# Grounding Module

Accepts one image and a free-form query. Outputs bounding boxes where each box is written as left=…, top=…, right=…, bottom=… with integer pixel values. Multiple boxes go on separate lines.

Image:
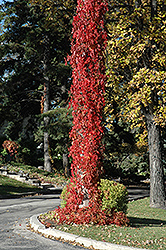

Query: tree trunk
left=63, top=153, right=70, bottom=177
left=43, top=35, right=52, bottom=172
left=148, top=0, right=165, bottom=207
left=146, top=114, right=165, bottom=208
left=44, top=130, right=51, bottom=172
left=43, top=82, right=51, bottom=172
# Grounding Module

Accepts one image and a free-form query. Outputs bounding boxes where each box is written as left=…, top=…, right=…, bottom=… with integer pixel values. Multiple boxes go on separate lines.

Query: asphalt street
left=0, top=187, right=150, bottom=250
left=0, top=194, right=85, bottom=250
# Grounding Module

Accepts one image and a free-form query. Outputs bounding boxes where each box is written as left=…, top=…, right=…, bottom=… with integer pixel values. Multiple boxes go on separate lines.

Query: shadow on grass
left=0, top=184, right=40, bottom=196
left=129, top=216, right=166, bottom=228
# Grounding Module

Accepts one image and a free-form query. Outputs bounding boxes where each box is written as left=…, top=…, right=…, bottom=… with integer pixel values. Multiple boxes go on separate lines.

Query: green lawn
left=6, top=163, right=67, bottom=186
left=40, top=198, right=166, bottom=249
left=0, top=162, right=67, bottom=197
left=1, top=164, right=166, bottom=249
left=0, top=175, right=41, bottom=196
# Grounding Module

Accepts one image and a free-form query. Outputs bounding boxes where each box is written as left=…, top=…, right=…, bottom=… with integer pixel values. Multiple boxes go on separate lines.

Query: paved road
left=0, top=194, right=85, bottom=250
left=0, top=187, right=150, bottom=250
left=127, top=186, right=150, bottom=201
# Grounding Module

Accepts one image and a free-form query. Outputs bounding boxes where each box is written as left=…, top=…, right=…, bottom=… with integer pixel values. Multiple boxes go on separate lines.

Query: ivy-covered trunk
left=146, top=114, right=165, bottom=208
left=67, top=0, right=107, bottom=208
left=54, top=0, right=114, bottom=225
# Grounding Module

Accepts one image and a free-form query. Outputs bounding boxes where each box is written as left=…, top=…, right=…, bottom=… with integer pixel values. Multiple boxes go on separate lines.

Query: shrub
left=2, top=140, right=19, bottom=162
left=61, top=179, right=128, bottom=214
left=60, top=182, right=70, bottom=208
left=99, top=179, right=128, bottom=214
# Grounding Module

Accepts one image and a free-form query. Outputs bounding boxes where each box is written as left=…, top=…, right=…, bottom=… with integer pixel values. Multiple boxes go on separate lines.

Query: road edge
left=30, top=215, right=148, bottom=250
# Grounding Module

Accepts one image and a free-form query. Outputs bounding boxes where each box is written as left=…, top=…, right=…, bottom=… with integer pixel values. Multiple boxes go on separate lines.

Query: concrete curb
left=30, top=215, right=148, bottom=250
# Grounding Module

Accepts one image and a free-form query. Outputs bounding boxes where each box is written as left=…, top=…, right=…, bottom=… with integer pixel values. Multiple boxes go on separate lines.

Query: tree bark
left=63, top=153, right=70, bottom=177
left=146, top=114, right=166, bottom=208
left=147, top=0, right=165, bottom=208
left=43, top=35, right=52, bottom=172
left=137, top=0, right=165, bottom=208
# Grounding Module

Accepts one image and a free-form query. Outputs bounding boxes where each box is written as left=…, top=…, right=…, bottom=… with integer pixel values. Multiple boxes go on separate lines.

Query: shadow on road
left=129, top=216, right=166, bottom=228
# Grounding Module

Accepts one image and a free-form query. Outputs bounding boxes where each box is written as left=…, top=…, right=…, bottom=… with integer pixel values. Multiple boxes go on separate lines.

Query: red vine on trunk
left=68, top=0, right=107, bottom=208
left=54, top=0, right=128, bottom=226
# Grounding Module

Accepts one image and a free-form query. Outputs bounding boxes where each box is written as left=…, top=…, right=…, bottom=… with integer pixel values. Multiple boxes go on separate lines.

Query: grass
left=0, top=175, right=41, bottom=196
left=3, top=162, right=67, bottom=186
left=1, top=162, right=166, bottom=249
left=0, top=162, right=68, bottom=197
left=39, top=198, right=166, bottom=250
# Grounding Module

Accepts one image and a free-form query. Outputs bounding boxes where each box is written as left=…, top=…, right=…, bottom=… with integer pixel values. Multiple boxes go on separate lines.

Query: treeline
left=0, top=0, right=165, bottom=188
left=0, top=0, right=75, bottom=172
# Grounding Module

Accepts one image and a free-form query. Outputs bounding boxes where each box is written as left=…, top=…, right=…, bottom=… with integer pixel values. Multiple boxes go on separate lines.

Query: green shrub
left=99, top=179, right=128, bottom=214
left=60, top=184, right=68, bottom=208
left=60, top=179, right=128, bottom=213
left=60, top=181, right=76, bottom=208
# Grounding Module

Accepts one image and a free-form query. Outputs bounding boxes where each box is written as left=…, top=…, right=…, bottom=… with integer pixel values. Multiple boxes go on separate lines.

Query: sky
left=0, top=0, right=13, bottom=4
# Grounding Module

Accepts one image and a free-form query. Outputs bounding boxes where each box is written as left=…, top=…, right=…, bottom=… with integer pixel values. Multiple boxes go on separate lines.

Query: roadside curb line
left=30, top=215, right=147, bottom=250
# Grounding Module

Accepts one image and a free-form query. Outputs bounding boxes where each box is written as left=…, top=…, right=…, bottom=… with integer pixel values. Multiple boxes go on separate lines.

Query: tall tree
left=0, top=0, right=42, bottom=139
left=54, top=0, right=113, bottom=225
left=43, top=35, right=51, bottom=172
left=0, top=0, right=75, bottom=168
left=106, top=0, right=166, bottom=208
left=33, top=0, right=77, bottom=172
left=29, top=0, right=77, bottom=170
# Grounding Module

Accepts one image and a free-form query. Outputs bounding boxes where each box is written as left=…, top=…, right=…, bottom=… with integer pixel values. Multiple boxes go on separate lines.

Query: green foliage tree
left=0, top=0, right=75, bottom=169
left=29, top=0, right=77, bottom=171
left=103, top=123, right=149, bottom=181
left=35, top=104, right=73, bottom=175
left=106, top=0, right=166, bottom=208
left=0, top=0, right=42, bottom=140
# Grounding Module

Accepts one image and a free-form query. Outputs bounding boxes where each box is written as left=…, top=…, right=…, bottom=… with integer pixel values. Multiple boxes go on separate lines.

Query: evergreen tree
left=0, top=0, right=75, bottom=169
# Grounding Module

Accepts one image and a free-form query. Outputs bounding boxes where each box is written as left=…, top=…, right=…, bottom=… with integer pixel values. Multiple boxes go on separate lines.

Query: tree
left=106, top=0, right=166, bottom=208
left=35, top=104, right=73, bottom=175
left=103, top=119, right=149, bottom=181
left=0, top=0, right=74, bottom=169
left=53, top=0, right=118, bottom=225
left=0, top=0, right=42, bottom=140
left=29, top=0, right=77, bottom=171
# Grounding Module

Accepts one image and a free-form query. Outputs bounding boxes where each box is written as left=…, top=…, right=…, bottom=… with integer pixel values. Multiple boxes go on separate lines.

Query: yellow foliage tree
left=106, top=0, right=166, bottom=208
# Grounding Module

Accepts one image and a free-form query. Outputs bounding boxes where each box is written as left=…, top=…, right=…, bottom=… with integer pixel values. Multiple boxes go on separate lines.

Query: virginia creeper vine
left=54, top=0, right=128, bottom=225
left=68, top=0, right=108, bottom=208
